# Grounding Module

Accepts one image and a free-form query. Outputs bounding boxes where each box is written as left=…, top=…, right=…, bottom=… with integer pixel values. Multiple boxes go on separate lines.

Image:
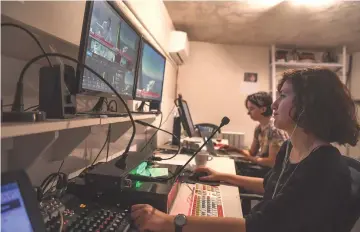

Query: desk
left=156, top=154, right=243, bottom=218
left=159, top=138, right=229, bottom=152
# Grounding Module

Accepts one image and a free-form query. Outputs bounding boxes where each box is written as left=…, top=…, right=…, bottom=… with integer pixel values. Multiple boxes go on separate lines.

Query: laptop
left=200, top=131, right=246, bottom=159
left=1, top=170, right=46, bottom=232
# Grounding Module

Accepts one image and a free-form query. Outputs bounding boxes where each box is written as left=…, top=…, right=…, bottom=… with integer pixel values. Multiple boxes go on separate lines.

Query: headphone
left=272, top=108, right=305, bottom=199
left=37, top=172, right=68, bottom=201
left=296, top=109, right=305, bottom=122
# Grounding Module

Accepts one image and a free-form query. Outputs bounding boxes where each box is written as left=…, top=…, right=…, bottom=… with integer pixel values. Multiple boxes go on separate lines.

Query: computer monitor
left=134, top=40, right=166, bottom=102
left=77, top=1, right=141, bottom=98
left=177, top=97, right=197, bottom=137
left=2, top=170, right=46, bottom=232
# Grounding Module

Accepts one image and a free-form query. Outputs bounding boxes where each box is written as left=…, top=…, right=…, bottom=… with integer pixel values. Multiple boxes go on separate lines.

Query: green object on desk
left=129, top=162, right=151, bottom=176
left=129, top=162, right=168, bottom=177
left=148, top=168, right=168, bottom=177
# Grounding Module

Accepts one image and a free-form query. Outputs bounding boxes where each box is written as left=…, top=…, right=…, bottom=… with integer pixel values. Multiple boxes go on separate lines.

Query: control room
left=1, top=1, right=360, bottom=232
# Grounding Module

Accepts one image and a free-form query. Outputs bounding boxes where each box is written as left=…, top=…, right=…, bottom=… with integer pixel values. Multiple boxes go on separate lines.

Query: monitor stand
left=92, top=97, right=106, bottom=112
left=131, top=101, right=160, bottom=115
left=136, top=101, right=146, bottom=112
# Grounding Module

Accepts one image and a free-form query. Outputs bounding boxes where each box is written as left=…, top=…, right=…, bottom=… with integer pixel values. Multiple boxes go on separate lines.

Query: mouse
left=188, top=171, right=220, bottom=185
left=217, top=148, right=228, bottom=154
left=188, top=171, right=208, bottom=181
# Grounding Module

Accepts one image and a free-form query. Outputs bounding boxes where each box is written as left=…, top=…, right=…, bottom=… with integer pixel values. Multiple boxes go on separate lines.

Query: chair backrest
left=195, top=123, right=221, bottom=134
left=342, top=156, right=360, bottom=231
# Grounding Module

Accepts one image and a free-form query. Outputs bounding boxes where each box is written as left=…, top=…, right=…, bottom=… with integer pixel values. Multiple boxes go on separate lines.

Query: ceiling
left=164, top=1, right=360, bottom=52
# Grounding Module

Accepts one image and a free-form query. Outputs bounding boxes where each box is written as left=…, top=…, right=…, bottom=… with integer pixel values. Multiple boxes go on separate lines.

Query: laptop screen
left=1, top=182, right=34, bottom=232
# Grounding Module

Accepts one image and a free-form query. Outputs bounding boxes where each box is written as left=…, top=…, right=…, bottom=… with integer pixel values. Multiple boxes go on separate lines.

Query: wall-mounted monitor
left=134, top=40, right=166, bottom=102
left=77, top=1, right=141, bottom=98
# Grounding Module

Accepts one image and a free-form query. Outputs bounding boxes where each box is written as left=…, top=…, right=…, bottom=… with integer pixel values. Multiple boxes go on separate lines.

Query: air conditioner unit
left=169, top=31, right=189, bottom=65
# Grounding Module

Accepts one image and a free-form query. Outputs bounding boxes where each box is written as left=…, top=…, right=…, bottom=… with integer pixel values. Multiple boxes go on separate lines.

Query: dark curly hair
left=245, top=92, right=273, bottom=117
left=277, top=68, right=360, bottom=146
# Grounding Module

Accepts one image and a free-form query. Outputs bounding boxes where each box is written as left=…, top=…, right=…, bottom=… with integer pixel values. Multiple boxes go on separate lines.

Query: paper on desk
left=157, top=159, right=196, bottom=171
left=157, top=159, right=186, bottom=166
left=148, top=168, right=169, bottom=177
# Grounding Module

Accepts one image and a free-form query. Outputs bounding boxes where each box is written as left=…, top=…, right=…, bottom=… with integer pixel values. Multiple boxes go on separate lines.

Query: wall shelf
left=1, top=114, right=157, bottom=169
left=100, top=114, right=157, bottom=125
left=1, top=114, right=156, bottom=139
left=272, top=61, right=343, bottom=70
left=269, top=45, right=347, bottom=101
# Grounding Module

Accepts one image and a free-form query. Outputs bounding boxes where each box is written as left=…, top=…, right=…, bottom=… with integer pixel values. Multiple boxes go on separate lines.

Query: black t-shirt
left=245, top=140, right=352, bottom=232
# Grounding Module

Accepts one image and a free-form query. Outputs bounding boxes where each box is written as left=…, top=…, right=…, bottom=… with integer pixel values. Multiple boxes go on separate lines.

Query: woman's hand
left=131, top=204, right=174, bottom=232
left=218, top=145, right=240, bottom=153
left=194, top=166, right=225, bottom=181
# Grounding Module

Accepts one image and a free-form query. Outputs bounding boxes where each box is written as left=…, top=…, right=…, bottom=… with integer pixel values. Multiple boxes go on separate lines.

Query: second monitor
left=177, top=96, right=197, bottom=137
left=134, top=40, right=166, bottom=104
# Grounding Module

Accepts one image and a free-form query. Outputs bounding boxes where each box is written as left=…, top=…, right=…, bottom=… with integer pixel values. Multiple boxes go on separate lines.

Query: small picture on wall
left=244, top=72, right=258, bottom=83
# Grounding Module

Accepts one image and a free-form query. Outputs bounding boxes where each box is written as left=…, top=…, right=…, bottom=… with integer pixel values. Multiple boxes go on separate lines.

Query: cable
left=91, top=124, right=111, bottom=166
left=139, top=104, right=176, bottom=152
left=15, top=52, right=136, bottom=167
left=136, top=118, right=181, bottom=161
left=105, top=125, right=112, bottom=162
left=40, top=159, right=66, bottom=198
left=162, top=104, right=176, bottom=126
left=57, top=160, right=65, bottom=173
left=78, top=127, right=110, bottom=177
left=1, top=23, right=52, bottom=67
left=140, top=111, right=163, bottom=153
left=107, top=100, right=118, bottom=112
left=24, top=105, right=39, bottom=111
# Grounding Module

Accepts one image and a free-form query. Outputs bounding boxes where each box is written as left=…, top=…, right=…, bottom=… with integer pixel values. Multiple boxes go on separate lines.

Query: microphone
left=220, top=116, right=230, bottom=127
left=135, top=120, right=181, bottom=161
left=127, top=116, right=230, bottom=182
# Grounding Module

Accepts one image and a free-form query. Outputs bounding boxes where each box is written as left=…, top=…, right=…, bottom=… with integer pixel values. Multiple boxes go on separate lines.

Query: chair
left=195, top=123, right=221, bottom=134
left=239, top=155, right=360, bottom=230
left=342, top=156, right=360, bottom=232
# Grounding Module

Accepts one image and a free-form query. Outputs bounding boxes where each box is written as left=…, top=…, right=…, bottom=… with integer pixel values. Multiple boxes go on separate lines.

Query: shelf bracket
left=1, top=138, right=14, bottom=171
left=8, top=131, right=59, bottom=171
left=109, top=116, right=156, bottom=142
left=49, top=127, right=92, bottom=161
left=110, top=122, right=133, bottom=142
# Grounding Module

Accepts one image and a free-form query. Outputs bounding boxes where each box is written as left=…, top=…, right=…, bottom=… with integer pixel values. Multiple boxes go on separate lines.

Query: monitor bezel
left=1, top=170, right=47, bottom=232
left=133, top=37, right=166, bottom=103
left=76, top=0, right=141, bottom=99
left=177, top=97, right=197, bottom=137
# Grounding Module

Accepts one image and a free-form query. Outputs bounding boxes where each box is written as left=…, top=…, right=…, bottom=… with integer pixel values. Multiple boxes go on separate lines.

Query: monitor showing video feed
left=135, top=40, right=166, bottom=102
left=78, top=1, right=141, bottom=98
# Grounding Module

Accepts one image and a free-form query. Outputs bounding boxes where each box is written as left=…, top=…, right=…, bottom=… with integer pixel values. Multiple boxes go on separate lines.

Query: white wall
left=177, top=42, right=270, bottom=146
left=1, top=0, right=178, bottom=183
left=350, top=52, right=360, bottom=100
left=348, top=52, right=360, bottom=159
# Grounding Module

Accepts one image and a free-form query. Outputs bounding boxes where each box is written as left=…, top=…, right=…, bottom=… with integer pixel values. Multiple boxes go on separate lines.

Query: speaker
left=39, top=65, right=76, bottom=119
left=172, top=116, right=181, bottom=145
left=149, top=101, right=161, bottom=111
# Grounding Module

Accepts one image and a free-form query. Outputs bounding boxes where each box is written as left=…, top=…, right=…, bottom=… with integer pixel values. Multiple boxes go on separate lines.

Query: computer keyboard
left=189, top=184, right=224, bottom=217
